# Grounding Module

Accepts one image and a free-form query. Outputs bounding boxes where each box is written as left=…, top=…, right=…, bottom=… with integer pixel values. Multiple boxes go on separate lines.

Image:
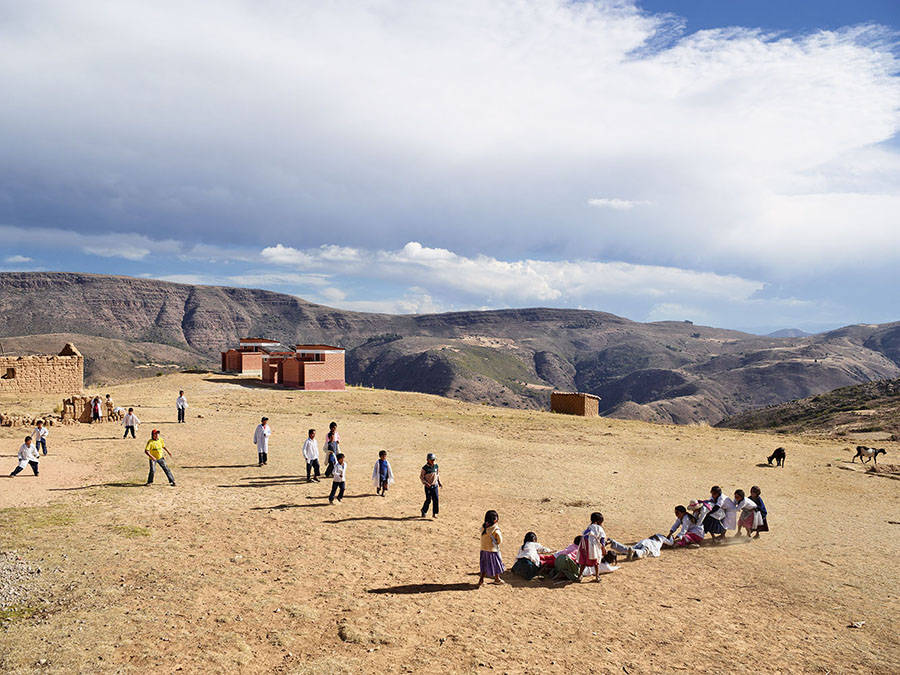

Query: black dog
left=767, top=447, right=786, bottom=467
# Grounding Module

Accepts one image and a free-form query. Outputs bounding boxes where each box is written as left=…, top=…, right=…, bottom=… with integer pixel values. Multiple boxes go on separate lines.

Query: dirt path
left=1, top=373, right=898, bottom=673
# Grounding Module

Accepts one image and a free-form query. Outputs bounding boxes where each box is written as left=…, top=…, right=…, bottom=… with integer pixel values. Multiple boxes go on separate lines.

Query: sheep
left=767, top=447, right=786, bottom=467
left=852, top=446, right=887, bottom=465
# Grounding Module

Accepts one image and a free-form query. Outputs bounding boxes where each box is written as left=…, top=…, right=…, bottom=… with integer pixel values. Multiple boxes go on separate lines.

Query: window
left=2, top=367, right=15, bottom=379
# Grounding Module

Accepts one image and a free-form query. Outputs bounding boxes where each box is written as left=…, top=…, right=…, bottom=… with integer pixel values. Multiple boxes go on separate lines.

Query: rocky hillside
left=1, top=272, right=899, bottom=423
left=716, top=378, right=900, bottom=439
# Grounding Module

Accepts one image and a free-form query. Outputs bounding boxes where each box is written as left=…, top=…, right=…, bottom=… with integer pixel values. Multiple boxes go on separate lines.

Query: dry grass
left=0, top=373, right=898, bottom=673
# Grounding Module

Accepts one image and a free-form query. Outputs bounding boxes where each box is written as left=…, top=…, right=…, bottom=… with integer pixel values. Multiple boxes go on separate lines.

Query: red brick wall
left=302, top=353, right=345, bottom=389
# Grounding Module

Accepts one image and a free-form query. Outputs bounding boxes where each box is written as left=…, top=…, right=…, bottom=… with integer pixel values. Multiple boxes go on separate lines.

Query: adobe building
left=550, top=391, right=601, bottom=417
left=278, top=345, right=346, bottom=390
left=0, top=343, right=84, bottom=394
left=221, top=338, right=289, bottom=375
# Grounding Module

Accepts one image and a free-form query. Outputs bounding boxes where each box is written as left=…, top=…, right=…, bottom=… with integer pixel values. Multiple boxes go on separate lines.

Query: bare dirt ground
left=1, top=373, right=898, bottom=674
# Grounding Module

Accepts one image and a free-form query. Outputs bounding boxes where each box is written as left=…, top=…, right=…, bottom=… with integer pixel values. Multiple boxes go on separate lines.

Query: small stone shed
left=550, top=391, right=601, bottom=417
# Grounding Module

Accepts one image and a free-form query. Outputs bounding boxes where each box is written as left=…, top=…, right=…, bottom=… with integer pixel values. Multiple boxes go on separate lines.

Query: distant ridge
left=767, top=328, right=812, bottom=338
left=1, top=272, right=898, bottom=424
left=717, top=378, right=900, bottom=439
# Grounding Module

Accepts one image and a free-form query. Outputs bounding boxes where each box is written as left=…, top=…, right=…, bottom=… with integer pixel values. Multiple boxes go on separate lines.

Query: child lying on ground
left=607, top=534, right=674, bottom=560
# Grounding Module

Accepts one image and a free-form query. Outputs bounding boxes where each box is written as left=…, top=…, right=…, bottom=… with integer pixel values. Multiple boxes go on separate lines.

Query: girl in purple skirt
left=478, top=510, right=505, bottom=586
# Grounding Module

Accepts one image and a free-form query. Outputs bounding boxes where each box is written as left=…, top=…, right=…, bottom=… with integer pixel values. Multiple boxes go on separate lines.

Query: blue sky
left=1, top=1, right=898, bottom=334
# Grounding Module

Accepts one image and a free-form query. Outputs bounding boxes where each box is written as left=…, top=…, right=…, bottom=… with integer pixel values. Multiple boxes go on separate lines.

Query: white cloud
left=4, top=255, right=32, bottom=263
left=0, top=1, right=896, bottom=281
left=588, top=198, right=649, bottom=210
left=227, top=272, right=331, bottom=288
left=82, top=244, right=150, bottom=261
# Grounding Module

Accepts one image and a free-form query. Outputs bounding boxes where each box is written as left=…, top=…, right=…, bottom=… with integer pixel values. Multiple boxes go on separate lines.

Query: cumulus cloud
left=0, top=2, right=897, bottom=330
left=4, top=255, right=32, bottom=263
left=588, top=198, right=649, bottom=210
left=0, top=1, right=896, bottom=278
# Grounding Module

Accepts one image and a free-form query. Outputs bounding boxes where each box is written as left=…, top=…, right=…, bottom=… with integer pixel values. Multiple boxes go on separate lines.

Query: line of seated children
left=503, top=487, right=770, bottom=583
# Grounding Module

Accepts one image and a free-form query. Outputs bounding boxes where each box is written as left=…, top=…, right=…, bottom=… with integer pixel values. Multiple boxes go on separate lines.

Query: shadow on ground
left=367, top=582, right=477, bottom=595
left=49, top=482, right=145, bottom=491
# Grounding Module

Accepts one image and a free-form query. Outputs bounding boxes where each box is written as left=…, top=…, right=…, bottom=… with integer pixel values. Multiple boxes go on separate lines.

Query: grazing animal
left=767, top=447, right=786, bottom=467
left=853, top=446, right=886, bottom=465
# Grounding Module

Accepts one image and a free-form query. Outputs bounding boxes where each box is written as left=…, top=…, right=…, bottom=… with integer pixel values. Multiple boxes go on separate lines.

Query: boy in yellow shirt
left=144, top=429, right=176, bottom=486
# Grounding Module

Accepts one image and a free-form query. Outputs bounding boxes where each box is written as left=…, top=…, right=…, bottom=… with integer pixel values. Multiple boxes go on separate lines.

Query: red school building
left=223, top=338, right=346, bottom=390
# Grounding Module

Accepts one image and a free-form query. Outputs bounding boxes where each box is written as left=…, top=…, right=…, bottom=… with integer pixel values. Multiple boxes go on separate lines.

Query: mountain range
left=1, top=272, right=898, bottom=424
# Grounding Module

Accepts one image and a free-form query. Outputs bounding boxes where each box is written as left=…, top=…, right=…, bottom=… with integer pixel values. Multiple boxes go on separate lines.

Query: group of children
left=251, top=417, right=441, bottom=512
left=479, top=484, right=769, bottom=586
left=8, top=419, right=49, bottom=477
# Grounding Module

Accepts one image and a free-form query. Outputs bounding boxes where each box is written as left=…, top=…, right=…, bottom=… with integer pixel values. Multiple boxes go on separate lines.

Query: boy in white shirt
left=329, top=453, right=346, bottom=504
left=122, top=408, right=140, bottom=438
left=302, top=429, right=320, bottom=482
left=10, top=436, right=40, bottom=476
left=32, top=420, right=49, bottom=456
left=253, top=417, right=271, bottom=466
left=176, top=391, right=188, bottom=423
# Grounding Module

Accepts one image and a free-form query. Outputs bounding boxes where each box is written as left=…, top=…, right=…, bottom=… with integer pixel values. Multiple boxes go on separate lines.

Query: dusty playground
left=1, top=373, right=898, bottom=673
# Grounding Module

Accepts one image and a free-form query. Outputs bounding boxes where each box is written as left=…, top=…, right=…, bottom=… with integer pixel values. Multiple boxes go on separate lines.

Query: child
left=512, top=532, right=553, bottom=580
left=144, top=429, right=176, bottom=486
left=176, top=390, right=188, bottom=423
left=32, top=420, right=49, bottom=456
left=420, top=453, right=441, bottom=518
left=553, top=536, right=582, bottom=582
left=253, top=417, right=271, bottom=466
left=700, top=485, right=727, bottom=544
left=9, top=436, right=39, bottom=477
left=668, top=505, right=704, bottom=547
left=749, top=485, right=768, bottom=538
left=324, top=422, right=340, bottom=477
left=733, top=489, right=760, bottom=538
left=595, top=551, right=620, bottom=575
left=626, top=534, right=673, bottom=560
left=325, top=446, right=337, bottom=478
left=578, top=512, right=607, bottom=583
left=302, top=429, right=320, bottom=482
left=371, top=450, right=394, bottom=496
left=478, top=510, right=504, bottom=586
left=328, top=453, right=346, bottom=504
left=122, top=408, right=140, bottom=439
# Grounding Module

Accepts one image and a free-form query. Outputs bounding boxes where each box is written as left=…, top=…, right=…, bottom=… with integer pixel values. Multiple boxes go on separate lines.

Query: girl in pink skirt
left=478, top=510, right=505, bottom=586
left=668, top=505, right=704, bottom=547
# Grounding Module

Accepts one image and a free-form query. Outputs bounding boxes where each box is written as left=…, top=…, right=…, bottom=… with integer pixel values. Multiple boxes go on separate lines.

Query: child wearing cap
left=144, top=429, right=176, bottom=486
left=419, top=453, right=442, bottom=518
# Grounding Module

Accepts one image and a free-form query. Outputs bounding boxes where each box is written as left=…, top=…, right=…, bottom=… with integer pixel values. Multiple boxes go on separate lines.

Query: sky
left=0, top=0, right=898, bottom=334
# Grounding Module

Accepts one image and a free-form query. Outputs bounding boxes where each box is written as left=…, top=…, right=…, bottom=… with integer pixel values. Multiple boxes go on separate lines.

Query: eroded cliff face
left=2, top=272, right=898, bottom=423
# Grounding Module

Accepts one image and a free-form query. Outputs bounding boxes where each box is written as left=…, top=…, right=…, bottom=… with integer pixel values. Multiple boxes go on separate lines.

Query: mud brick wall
left=0, top=354, right=84, bottom=394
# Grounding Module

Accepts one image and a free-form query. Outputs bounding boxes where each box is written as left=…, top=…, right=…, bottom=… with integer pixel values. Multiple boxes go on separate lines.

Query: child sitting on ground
left=512, top=532, right=553, bottom=580
left=552, top=536, right=582, bottom=583
left=371, top=450, right=394, bottom=496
